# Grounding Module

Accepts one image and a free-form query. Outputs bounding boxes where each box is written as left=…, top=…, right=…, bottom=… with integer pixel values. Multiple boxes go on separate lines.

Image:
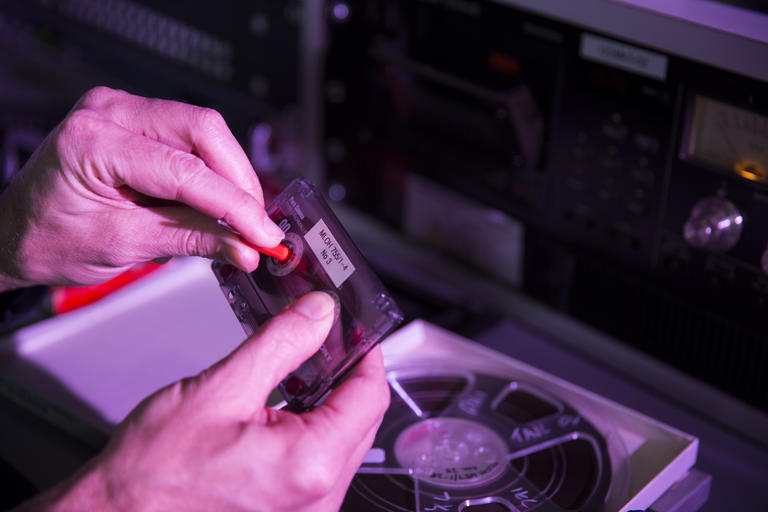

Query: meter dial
left=687, top=96, right=768, bottom=183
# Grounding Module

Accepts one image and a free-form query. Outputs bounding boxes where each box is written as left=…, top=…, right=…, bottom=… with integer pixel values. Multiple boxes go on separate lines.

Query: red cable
left=51, top=243, right=290, bottom=315
left=51, top=262, right=163, bottom=314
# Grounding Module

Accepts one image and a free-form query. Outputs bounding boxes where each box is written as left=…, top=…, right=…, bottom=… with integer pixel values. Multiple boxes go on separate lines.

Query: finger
left=109, top=206, right=263, bottom=271
left=101, top=124, right=284, bottom=248
left=206, top=292, right=337, bottom=416
left=78, top=86, right=264, bottom=202
left=301, top=347, right=389, bottom=447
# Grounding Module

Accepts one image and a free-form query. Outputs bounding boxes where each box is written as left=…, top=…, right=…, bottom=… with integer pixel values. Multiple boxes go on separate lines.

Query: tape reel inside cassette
left=343, top=367, right=629, bottom=512
left=213, top=178, right=404, bottom=411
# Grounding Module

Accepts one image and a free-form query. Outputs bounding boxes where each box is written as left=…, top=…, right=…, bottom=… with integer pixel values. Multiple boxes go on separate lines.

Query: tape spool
left=265, top=232, right=304, bottom=277
left=342, top=368, right=628, bottom=511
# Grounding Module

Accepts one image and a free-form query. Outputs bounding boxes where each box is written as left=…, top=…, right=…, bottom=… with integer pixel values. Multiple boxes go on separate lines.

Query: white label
left=580, top=33, right=668, bottom=81
left=304, top=219, right=356, bottom=288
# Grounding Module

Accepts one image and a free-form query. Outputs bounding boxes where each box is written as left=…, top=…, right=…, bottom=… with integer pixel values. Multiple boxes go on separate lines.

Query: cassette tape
left=212, top=178, right=404, bottom=411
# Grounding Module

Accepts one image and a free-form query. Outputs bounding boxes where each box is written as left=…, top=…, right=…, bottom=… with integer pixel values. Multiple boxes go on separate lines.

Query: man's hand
left=15, top=292, right=390, bottom=511
left=0, top=86, right=285, bottom=290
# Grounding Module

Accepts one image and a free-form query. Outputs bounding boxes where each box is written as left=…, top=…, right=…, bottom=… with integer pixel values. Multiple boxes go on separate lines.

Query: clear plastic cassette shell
left=212, top=178, right=404, bottom=411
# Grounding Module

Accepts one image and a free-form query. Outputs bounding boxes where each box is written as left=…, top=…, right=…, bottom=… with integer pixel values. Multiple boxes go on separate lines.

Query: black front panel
left=323, top=1, right=768, bottom=411
left=0, top=0, right=301, bottom=185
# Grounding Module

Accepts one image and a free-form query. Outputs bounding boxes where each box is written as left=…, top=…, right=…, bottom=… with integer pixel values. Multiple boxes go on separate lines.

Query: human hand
left=0, top=86, right=285, bottom=290
left=15, top=292, right=389, bottom=512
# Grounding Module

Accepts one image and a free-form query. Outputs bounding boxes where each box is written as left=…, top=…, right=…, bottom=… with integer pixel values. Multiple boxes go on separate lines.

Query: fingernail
left=263, top=216, right=285, bottom=243
left=291, top=292, right=334, bottom=320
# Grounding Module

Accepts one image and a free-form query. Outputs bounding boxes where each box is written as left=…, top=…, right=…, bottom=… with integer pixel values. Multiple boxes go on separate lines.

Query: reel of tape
left=342, top=367, right=629, bottom=512
left=212, top=178, right=404, bottom=411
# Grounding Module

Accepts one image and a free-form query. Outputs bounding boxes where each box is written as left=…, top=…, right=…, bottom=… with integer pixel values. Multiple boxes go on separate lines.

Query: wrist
left=12, top=458, right=118, bottom=512
left=0, top=184, right=34, bottom=292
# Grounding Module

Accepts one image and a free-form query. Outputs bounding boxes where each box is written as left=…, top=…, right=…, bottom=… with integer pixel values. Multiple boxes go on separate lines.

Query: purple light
left=332, top=2, right=350, bottom=22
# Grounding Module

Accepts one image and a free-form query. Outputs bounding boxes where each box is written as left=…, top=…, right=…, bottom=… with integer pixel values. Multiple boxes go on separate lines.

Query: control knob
left=683, top=196, right=743, bottom=252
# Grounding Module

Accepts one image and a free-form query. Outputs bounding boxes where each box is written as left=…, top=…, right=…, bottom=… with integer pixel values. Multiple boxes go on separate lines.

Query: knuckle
left=279, top=433, right=338, bottom=498
left=236, top=188, right=255, bottom=209
left=79, top=85, right=118, bottom=109
left=56, top=109, right=101, bottom=148
left=290, top=459, right=337, bottom=498
left=178, top=374, right=202, bottom=397
left=159, top=379, right=186, bottom=409
left=193, top=106, right=227, bottom=134
left=140, top=379, right=187, bottom=420
left=168, top=151, right=207, bottom=200
left=221, top=190, right=252, bottom=223
left=177, top=229, right=208, bottom=257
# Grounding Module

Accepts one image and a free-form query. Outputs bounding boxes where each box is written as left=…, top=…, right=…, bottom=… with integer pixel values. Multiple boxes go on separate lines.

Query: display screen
left=686, top=95, right=768, bottom=183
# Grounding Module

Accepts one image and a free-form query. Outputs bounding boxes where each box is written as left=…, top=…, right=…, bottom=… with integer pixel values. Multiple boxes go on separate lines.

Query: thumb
left=203, top=292, right=336, bottom=418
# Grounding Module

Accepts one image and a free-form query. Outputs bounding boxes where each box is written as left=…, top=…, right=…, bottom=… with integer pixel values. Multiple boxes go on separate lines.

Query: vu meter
left=686, top=95, right=768, bottom=183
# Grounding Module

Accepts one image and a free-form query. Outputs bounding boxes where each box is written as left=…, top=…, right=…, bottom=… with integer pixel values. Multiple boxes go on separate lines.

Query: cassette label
left=304, top=218, right=356, bottom=288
